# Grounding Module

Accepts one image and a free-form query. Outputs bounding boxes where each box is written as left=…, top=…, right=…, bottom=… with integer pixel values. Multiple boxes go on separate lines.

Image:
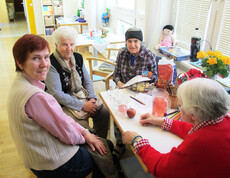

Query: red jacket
left=138, top=115, right=230, bottom=178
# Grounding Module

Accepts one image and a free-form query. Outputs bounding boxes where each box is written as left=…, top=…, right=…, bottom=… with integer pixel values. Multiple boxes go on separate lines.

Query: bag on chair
left=66, top=87, right=103, bottom=119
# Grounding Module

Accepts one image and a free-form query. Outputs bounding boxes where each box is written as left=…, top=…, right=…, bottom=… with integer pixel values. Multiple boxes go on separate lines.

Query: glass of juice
left=152, top=88, right=169, bottom=117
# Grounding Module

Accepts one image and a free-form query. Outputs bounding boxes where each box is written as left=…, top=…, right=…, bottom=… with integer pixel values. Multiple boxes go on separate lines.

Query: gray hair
left=177, top=78, right=229, bottom=122
left=52, top=26, right=78, bottom=46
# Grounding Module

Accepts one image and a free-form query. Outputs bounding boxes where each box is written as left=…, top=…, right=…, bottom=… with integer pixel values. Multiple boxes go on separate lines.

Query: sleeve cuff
left=161, top=118, right=173, bottom=131
left=134, top=139, right=150, bottom=153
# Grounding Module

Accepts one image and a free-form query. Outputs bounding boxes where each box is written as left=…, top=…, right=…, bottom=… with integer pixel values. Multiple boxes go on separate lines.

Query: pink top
left=24, top=73, right=86, bottom=145
left=160, top=34, right=173, bottom=47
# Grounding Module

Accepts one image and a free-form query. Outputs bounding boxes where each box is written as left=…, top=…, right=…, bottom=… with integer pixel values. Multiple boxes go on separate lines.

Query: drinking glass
left=152, top=88, right=170, bottom=117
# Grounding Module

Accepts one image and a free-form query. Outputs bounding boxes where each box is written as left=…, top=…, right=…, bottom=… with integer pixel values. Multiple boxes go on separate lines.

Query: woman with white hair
left=45, top=26, right=110, bottom=139
left=45, top=26, right=118, bottom=178
left=123, top=78, right=230, bottom=177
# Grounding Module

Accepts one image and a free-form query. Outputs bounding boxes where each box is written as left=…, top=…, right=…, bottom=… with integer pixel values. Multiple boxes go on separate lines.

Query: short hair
left=163, top=25, right=174, bottom=32
left=177, top=78, right=230, bottom=122
left=13, top=34, right=50, bottom=72
left=52, top=26, right=78, bottom=46
left=125, top=27, right=143, bottom=41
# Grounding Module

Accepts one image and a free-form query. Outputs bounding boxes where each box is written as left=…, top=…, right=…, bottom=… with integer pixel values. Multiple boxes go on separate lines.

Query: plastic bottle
left=190, top=28, right=201, bottom=62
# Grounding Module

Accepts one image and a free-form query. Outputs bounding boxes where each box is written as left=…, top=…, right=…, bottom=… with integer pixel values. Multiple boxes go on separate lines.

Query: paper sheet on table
left=123, top=75, right=151, bottom=88
left=128, top=93, right=152, bottom=114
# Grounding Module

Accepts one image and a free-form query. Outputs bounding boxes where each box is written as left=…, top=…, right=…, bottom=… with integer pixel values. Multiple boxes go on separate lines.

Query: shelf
left=42, top=0, right=64, bottom=36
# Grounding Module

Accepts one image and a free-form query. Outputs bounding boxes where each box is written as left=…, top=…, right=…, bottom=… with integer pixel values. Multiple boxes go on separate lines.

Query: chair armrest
left=86, top=57, right=116, bottom=65
left=103, top=72, right=114, bottom=90
left=103, top=72, right=114, bottom=82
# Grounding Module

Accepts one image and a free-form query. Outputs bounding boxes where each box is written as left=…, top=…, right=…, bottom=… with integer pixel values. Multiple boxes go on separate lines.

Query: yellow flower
left=220, top=56, right=230, bottom=65
left=214, top=51, right=223, bottom=58
left=207, top=50, right=215, bottom=57
left=207, top=57, right=217, bottom=65
left=197, top=51, right=208, bottom=58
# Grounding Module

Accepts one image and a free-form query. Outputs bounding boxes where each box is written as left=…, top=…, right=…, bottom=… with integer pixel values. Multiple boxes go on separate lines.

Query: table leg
left=80, top=24, right=83, bottom=34
left=93, top=47, right=98, bottom=66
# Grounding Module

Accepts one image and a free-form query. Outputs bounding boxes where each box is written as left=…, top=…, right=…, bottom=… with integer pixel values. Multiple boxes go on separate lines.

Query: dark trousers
left=31, top=146, right=93, bottom=178
left=31, top=140, right=117, bottom=178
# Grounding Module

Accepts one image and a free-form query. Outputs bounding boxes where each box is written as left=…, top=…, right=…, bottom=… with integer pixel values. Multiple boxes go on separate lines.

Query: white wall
left=63, top=0, right=79, bottom=18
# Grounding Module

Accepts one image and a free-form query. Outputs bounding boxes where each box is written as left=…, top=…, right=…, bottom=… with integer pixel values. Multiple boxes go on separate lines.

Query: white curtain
left=85, top=0, right=97, bottom=31
left=144, top=0, right=162, bottom=49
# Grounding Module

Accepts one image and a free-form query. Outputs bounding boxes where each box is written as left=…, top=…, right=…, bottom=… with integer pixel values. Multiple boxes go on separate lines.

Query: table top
left=56, top=18, right=88, bottom=25
left=76, top=33, right=125, bottom=54
left=99, top=88, right=183, bottom=173
left=76, top=32, right=125, bottom=46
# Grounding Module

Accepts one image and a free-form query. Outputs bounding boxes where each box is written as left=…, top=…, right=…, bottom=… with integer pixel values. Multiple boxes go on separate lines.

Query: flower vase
left=211, top=74, right=218, bottom=81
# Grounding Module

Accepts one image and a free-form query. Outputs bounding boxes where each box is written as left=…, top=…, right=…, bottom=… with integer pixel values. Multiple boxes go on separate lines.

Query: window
left=215, top=1, right=230, bottom=56
left=117, top=20, right=132, bottom=36
left=174, top=0, right=211, bottom=49
left=117, top=0, right=135, bottom=10
left=174, top=0, right=230, bottom=56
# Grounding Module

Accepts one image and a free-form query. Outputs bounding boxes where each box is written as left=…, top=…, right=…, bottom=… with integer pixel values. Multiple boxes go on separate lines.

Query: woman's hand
left=89, top=98, right=96, bottom=104
left=117, top=81, right=124, bottom=89
left=122, top=131, right=139, bottom=145
left=139, top=113, right=165, bottom=127
left=84, top=132, right=107, bottom=156
left=82, top=101, right=97, bottom=114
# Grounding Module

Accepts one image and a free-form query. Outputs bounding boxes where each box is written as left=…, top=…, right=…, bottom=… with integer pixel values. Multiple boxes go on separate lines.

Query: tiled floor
left=0, top=12, right=28, bottom=38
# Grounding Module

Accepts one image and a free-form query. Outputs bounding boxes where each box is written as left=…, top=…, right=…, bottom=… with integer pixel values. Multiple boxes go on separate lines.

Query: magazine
left=123, top=75, right=151, bottom=88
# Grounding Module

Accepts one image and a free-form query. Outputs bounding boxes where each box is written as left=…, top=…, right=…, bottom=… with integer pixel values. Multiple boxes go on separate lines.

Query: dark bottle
left=190, top=28, right=201, bottom=62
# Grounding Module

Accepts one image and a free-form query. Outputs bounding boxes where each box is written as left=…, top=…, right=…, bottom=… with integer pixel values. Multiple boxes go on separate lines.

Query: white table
left=75, top=32, right=125, bottom=58
left=99, top=89, right=182, bottom=173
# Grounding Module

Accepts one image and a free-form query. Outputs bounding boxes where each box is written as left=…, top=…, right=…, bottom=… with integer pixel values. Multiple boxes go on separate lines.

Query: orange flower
left=197, top=51, right=208, bottom=58
left=200, top=50, right=229, bottom=78
left=220, top=56, right=230, bottom=65
left=214, top=51, right=222, bottom=58
left=207, top=57, right=217, bottom=65
left=207, top=50, right=215, bottom=57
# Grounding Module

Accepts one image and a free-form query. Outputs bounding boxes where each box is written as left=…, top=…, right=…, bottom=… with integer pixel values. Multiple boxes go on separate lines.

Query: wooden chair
left=86, top=47, right=123, bottom=90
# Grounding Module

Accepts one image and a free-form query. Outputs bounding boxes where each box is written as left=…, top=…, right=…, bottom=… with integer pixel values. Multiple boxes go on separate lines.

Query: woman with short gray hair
left=123, top=78, right=230, bottom=177
left=52, top=26, right=78, bottom=46
left=177, top=78, right=229, bottom=122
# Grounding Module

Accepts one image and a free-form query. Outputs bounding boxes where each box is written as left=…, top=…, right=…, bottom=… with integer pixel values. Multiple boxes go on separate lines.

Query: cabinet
left=42, top=0, right=64, bottom=35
